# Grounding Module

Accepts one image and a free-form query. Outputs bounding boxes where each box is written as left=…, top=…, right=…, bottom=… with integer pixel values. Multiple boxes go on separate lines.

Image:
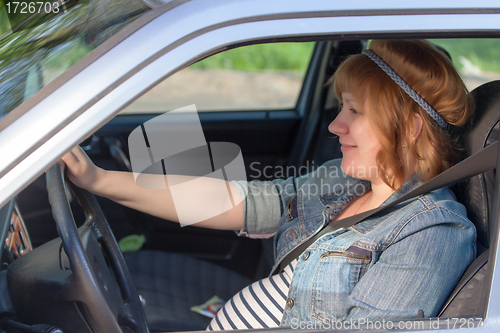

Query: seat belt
left=272, top=141, right=498, bottom=275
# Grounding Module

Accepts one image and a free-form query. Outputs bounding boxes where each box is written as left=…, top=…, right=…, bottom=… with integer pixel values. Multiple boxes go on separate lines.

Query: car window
left=431, top=39, right=500, bottom=91
left=0, top=0, right=151, bottom=118
left=121, top=42, right=316, bottom=114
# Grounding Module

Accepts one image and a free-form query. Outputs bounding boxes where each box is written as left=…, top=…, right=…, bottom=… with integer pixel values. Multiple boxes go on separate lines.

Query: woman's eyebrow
left=341, top=94, right=356, bottom=104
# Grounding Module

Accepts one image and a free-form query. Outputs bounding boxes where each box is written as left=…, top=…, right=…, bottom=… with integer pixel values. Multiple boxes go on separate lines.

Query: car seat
left=438, top=80, right=500, bottom=318
left=123, top=250, right=251, bottom=331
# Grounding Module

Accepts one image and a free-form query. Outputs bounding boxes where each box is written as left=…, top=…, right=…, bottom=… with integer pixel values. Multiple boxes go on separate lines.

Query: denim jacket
left=233, top=159, right=476, bottom=327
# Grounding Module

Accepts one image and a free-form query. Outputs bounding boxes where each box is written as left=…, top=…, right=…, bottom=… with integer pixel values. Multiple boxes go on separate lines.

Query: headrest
left=454, top=80, right=500, bottom=252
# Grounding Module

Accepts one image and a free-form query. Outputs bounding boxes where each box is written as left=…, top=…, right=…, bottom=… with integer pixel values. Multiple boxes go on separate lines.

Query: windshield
left=0, top=0, right=151, bottom=118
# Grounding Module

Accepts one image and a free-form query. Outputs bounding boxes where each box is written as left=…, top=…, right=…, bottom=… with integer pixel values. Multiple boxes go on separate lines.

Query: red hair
left=331, top=40, right=473, bottom=189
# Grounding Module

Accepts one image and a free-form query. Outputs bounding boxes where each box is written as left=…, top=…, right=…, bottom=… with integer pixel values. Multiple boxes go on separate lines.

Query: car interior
left=1, top=36, right=500, bottom=332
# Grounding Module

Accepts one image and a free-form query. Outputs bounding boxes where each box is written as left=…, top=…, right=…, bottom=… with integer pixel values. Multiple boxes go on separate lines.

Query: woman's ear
left=413, top=113, right=423, bottom=141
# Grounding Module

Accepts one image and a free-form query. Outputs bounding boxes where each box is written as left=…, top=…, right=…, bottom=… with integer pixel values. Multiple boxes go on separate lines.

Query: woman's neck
left=332, top=178, right=396, bottom=222
left=366, top=179, right=396, bottom=209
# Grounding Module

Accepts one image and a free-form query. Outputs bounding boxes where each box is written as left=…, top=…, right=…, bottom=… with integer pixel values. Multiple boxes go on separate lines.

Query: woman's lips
left=340, top=144, right=357, bottom=152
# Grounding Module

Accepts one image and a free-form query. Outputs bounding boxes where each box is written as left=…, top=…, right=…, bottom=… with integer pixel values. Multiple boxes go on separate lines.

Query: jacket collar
left=319, top=174, right=423, bottom=233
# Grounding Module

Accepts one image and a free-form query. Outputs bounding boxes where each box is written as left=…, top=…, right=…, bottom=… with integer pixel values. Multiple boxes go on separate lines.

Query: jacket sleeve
left=232, top=159, right=343, bottom=238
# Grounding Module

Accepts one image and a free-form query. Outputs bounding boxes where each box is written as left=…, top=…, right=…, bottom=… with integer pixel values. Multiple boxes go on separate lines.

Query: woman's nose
left=328, top=110, right=348, bottom=135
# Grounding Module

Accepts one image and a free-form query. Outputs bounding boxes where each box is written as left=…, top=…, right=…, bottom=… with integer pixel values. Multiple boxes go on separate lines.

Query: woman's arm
left=62, top=146, right=244, bottom=230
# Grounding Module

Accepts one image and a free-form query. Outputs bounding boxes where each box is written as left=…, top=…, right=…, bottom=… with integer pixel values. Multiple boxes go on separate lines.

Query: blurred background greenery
left=432, top=38, right=500, bottom=73
left=0, top=0, right=149, bottom=116
left=191, top=43, right=315, bottom=72
left=0, top=2, right=11, bottom=35
left=191, top=39, right=500, bottom=75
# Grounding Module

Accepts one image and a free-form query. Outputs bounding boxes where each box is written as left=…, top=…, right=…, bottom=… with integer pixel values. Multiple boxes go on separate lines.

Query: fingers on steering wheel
left=62, top=147, right=79, bottom=166
left=62, top=147, right=91, bottom=176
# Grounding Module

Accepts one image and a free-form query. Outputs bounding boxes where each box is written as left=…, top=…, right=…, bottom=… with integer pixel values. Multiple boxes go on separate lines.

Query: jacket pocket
left=310, top=248, right=371, bottom=323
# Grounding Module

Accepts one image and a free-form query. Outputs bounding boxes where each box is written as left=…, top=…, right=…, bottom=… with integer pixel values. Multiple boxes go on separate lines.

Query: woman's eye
left=350, top=108, right=359, bottom=115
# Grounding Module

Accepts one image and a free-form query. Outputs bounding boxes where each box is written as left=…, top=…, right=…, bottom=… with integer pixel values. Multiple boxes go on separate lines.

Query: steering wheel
left=44, top=161, right=149, bottom=333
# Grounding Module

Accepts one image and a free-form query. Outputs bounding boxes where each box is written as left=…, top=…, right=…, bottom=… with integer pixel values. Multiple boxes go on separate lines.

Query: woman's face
left=328, top=92, right=382, bottom=183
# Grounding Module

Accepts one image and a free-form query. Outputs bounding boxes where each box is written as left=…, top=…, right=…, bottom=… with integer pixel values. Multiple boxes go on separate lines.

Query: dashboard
left=0, top=200, right=32, bottom=267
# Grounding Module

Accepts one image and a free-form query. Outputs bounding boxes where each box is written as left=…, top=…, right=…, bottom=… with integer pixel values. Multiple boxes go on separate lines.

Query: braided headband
left=362, top=49, right=448, bottom=129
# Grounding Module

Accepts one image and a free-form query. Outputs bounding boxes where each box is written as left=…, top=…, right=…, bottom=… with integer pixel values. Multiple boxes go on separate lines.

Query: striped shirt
left=207, top=260, right=297, bottom=330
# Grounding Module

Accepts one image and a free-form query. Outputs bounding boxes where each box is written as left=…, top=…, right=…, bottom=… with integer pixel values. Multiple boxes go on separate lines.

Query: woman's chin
left=340, top=160, right=357, bottom=178
left=340, top=160, right=378, bottom=180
